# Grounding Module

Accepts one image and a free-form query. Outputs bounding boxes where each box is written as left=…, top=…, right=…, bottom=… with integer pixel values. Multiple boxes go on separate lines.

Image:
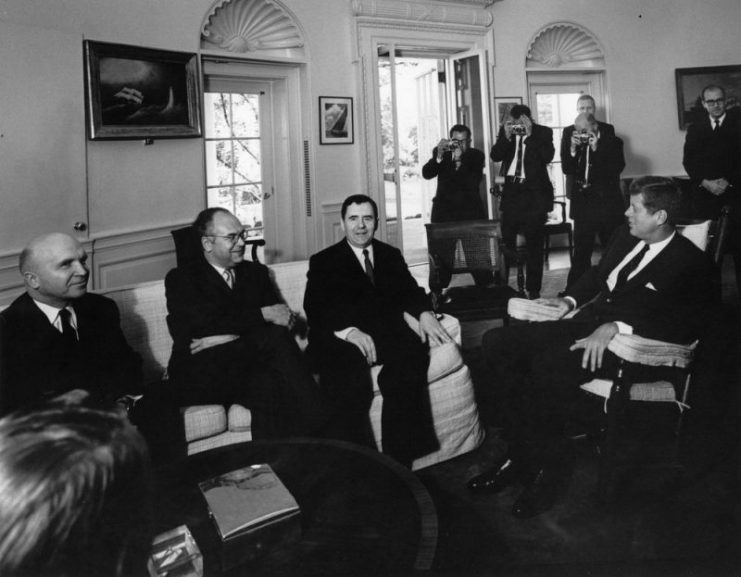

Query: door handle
left=73, top=221, right=88, bottom=232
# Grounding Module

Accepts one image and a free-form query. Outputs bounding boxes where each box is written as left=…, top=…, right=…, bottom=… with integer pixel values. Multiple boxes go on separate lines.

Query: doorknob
left=73, top=221, right=88, bottom=232
left=263, top=188, right=273, bottom=200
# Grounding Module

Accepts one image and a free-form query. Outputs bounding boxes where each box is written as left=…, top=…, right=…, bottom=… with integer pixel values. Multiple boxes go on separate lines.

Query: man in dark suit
left=562, top=112, right=626, bottom=289
left=0, top=233, right=142, bottom=414
left=422, top=123, right=492, bottom=288
left=560, top=94, right=616, bottom=163
left=490, top=104, right=555, bottom=298
left=467, top=177, right=715, bottom=518
left=165, top=208, right=327, bottom=439
left=304, top=194, right=451, bottom=466
left=683, top=84, right=741, bottom=292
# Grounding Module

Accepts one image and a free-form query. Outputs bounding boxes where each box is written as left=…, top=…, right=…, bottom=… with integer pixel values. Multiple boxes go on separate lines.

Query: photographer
left=562, top=113, right=626, bottom=289
left=490, top=105, right=555, bottom=298
left=422, top=124, right=492, bottom=288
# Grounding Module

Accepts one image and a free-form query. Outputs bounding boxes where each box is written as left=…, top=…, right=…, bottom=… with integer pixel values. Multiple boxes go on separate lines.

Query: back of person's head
left=629, top=176, right=682, bottom=225
left=341, top=194, right=378, bottom=220
left=0, top=406, right=153, bottom=577
left=509, top=104, right=532, bottom=121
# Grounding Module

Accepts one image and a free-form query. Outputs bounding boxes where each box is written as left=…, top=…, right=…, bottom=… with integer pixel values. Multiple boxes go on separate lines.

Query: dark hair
left=628, top=176, right=681, bottom=224
left=701, top=85, right=726, bottom=101
left=0, top=406, right=153, bottom=577
left=449, top=124, right=471, bottom=139
left=577, top=94, right=596, bottom=106
left=193, top=207, right=230, bottom=236
left=341, top=194, right=379, bottom=220
left=508, top=104, right=532, bottom=120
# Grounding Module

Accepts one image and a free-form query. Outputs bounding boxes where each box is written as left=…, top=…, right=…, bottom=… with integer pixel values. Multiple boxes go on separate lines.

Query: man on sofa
left=304, top=194, right=451, bottom=467
left=467, top=177, right=716, bottom=518
left=0, top=233, right=143, bottom=415
left=165, top=208, right=328, bottom=439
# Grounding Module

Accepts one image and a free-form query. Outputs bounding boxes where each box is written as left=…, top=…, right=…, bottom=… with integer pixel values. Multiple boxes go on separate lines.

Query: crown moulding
left=352, top=0, right=494, bottom=28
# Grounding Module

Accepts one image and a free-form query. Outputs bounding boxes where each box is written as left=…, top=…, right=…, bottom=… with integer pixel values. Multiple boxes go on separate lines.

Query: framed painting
left=494, top=96, right=523, bottom=130
left=319, top=96, right=354, bottom=145
left=675, top=65, right=741, bottom=129
left=84, top=40, right=202, bottom=140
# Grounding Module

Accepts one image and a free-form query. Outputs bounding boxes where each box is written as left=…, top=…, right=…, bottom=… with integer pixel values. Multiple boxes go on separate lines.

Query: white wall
left=490, top=0, right=741, bottom=177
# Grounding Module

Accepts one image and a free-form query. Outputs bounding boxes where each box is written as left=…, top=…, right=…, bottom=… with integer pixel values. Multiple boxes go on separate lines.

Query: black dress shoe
left=512, top=469, right=558, bottom=518
left=467, top=458, right=520, bottom=493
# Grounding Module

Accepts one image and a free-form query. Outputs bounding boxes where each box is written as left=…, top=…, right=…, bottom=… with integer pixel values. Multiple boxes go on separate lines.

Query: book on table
left=199, top=463, right=301, bottom=569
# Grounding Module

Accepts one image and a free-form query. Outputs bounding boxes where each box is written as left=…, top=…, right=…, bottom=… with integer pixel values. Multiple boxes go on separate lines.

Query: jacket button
left=605, top=298, right=612, bottom=303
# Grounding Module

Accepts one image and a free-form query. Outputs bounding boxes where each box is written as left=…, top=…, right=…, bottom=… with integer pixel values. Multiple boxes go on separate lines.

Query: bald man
left=0, top=233, right=142, bottom=414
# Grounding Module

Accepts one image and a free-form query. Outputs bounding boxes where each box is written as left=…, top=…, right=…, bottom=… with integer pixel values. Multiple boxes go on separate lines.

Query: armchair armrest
left=606, top=334, right=697, bottom=368
left=404, top=312, right=461, bottom=347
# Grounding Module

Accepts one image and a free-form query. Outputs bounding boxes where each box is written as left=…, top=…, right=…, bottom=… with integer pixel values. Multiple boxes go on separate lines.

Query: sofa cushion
left=227, top=404, right=253, bottom=432
left=182, top=405, right=227, bottom=442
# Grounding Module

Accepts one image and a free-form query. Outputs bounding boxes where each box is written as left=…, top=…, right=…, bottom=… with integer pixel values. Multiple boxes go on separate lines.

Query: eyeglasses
left=704, top=98, right=726, bottom=106
left=206, top=229, right=249, bottom=245
left=450, top=139, right=470, bottom=145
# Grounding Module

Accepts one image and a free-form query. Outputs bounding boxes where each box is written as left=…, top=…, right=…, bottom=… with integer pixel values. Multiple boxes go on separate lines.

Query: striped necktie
left=223, top=268, right=234, bottom=289
left=363, top=249, right=375, bottom=285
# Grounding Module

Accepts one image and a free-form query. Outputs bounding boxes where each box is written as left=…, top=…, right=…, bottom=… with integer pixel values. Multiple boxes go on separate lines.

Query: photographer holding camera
left=562, top=112, right=626, bottom=290
left=423, top=124, right=492, bottom=288
left=490, top=104, right=555, bottom=298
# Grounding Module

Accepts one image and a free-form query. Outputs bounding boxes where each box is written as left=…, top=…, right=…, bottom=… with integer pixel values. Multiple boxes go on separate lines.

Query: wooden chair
left=508, top=207, right=731, bottom=501
left=425, top=219, right=519, bottom=322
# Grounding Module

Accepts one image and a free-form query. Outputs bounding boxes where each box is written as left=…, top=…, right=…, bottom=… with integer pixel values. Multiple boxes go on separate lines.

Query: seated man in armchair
left=165, top=208, right=329, bottom=439
left=468, top=177, right=716, bottom=517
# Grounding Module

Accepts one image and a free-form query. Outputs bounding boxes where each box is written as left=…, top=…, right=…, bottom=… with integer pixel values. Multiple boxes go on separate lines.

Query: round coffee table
left=153, top=438, right=438, bottom=576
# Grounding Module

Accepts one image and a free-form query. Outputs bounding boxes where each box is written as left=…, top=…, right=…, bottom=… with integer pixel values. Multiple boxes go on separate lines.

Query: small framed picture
left=494, top=96, right=523, bottom=129
left=84, top=40, right=202, bottom=140
left=319, top=96, right=354, bottom=145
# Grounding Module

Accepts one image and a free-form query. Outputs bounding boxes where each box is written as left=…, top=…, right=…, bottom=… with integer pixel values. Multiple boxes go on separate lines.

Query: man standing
left=304, top=195, right=451, bottom=467
left=683, top=84, right=741, bottom=292
left=467, top=177, right=714, bottom=518
left=422, top=124, right=492, bottom=288
left=0, top=233, right=142, bottom=414
left=165, top=208, right=327, bottom=439
left=562, top=113, right=626, bottom=289
left=490, top=104, right=555, bottom=298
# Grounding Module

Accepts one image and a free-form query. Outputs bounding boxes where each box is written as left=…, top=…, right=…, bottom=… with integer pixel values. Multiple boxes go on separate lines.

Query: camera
left=577, top=131, right=591, bottom=144
left=511, top=124, right=527, bottom=136
left=448, top=139, right=460, bottom=151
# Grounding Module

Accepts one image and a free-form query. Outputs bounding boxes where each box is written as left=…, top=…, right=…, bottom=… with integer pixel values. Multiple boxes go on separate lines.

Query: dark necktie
left=58, top=308, right=78, bottom=349
left=363, top=249, right=375, bottom=285
left=514, top=136, right=524, bottom=179
left=714, top=119, right=720, bottom=131
left=613, top=244, right=650, bottom=290
left=577, top=146, right=590, bottom=186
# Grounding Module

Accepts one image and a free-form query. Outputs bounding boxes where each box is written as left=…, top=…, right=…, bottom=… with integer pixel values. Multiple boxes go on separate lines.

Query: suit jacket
left=165, top=257, right=280, bottom=377
left=490, top=123, right=555, bottom=212
left=682, top=108, right=741, bottom=216
left=422, top=146, right=487, bottom=222
left=561, top=132, right=626, bottom=221
left=566, top=225, right=715, bottom=344
left=0, top=292, right=142, bottom=414
left=304, top=239, right=431, bottom=353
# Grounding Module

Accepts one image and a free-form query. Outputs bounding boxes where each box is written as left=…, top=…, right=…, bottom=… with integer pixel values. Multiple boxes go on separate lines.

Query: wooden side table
left=153, top=438, right=438, bottom=576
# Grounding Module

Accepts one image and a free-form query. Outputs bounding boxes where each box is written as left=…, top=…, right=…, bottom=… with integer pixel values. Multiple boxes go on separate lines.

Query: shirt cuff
left=335, top=327, right=357, bottom=340
left=614, top=321, right=633, bottom=335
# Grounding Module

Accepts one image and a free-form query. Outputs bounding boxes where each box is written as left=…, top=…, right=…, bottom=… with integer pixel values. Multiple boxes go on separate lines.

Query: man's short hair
left=449, top=124, right=471, bottom=139
left=341, top=194, right=379, bottom=220
left=508, top=104, right=532, bottom=120
left=701, top=84, right=726, bottom=101
left=0, top=406, right=153, bottom=577
left=629, top=176, right=682, bottom=224
left=577, top=94, right=596, bottom=106
left=193, top=207, right=230, bottom=236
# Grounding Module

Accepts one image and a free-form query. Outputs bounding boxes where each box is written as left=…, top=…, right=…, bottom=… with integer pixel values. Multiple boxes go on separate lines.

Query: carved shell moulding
left=201, top=0, right=304, bottom=53
left=527, top=23, right=604, bottom=68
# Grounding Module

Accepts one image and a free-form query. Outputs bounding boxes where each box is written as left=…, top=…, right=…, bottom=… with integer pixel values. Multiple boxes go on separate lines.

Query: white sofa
left=100, top=261, right=485, bottom=470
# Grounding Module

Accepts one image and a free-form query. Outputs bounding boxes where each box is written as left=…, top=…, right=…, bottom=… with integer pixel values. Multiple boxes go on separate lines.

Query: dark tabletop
left=153, top=438, right=438, bottom=576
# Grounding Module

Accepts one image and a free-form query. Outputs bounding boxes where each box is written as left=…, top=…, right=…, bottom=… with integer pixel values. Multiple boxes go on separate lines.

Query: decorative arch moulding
left=526, top=21, right=605, bottom=69
left=352, top=0, right=494, bottom=29
left=200, top=0, right=306, bottom=58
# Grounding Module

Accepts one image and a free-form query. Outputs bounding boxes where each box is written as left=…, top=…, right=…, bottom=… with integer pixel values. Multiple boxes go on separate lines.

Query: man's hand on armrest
left=418, top=311, right=452, bottom=346
left=261, top=304, right=295, bottom=327
left=51, top=388, right=90, bottom=406
left=190, top=334, right=239, bottom=354
left=346, top=328, right=377, bottom=366
left=569, top=322, right=619, bottom=372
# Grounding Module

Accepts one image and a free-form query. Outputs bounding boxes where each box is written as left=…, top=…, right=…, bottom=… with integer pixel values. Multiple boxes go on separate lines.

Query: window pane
left=230, top=94, right=260, bottom=137
left=234, top=184, right=263, bottom=236
left=204, top=93, right=232, bottom=139
left=233, top=139, right=262, bottom=184
left=207, top=186, right=240, bottom=214
left=204, top=140, right=234, bottom=187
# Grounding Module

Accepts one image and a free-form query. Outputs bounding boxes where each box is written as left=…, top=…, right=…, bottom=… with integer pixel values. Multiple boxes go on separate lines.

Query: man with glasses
left=422, top=124, right=493, bottom=289
left=165, top=208, right=329, bottom=439
left=683, top=84, right=741, bottom=292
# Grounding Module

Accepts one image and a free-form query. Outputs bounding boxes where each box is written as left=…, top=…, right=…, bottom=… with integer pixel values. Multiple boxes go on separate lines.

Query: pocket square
left=645, top=282, right=657, bottom=291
